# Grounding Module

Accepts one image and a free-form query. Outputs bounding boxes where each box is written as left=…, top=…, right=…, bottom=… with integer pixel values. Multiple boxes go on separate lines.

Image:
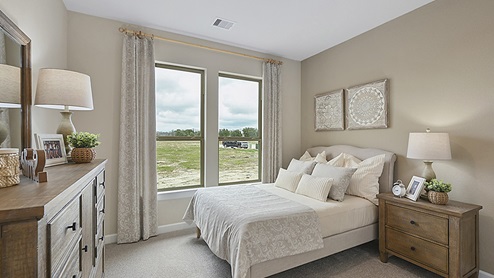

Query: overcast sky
left=155, top=67, right=258, bottom=133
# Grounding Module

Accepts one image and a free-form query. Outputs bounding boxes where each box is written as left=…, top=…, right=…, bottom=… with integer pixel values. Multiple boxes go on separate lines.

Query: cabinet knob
left=411, top=246, right=416, bottom=251
left=410, top=220, right=416, bottom=225
left=82, top=245, right=88, bottom=252
left=67, top=222, right=77, bottom=231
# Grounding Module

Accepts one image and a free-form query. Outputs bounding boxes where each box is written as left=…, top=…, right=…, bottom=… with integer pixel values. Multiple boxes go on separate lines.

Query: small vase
left=71, top=148, right=96, bottom=163
left=428, top=191, right=449, bottom=205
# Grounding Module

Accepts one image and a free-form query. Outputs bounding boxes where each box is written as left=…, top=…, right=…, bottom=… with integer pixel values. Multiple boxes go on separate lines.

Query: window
left=218, top=73, right=262, bottom=184
left=155, top=64, right=204, bottom=191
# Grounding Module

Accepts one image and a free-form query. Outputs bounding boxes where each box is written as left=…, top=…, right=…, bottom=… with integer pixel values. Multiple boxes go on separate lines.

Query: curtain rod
left=118, top=27, right=282, bottom=65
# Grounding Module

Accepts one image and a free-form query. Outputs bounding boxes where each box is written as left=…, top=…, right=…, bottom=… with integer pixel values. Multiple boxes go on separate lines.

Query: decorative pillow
left=327, top=153, right=361, bottom=167
left=274, top=168, right=304, bottom=192
left=299, top=151, right=327, bottom=163
left=343, top=154, right=386, bottom=205
left=311, top=163, right=357, bottom=201
left=295, top=174, right=333, bottom=202
left=287, top=158, right=316, bottom=174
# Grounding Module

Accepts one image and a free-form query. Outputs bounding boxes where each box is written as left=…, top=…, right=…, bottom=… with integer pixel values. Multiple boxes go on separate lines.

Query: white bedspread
left=183, top=185, right=324, bottom=278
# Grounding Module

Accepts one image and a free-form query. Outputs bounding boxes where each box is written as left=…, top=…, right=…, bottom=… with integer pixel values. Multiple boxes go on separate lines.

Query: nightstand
left=377, top=193, right=482, bottom=278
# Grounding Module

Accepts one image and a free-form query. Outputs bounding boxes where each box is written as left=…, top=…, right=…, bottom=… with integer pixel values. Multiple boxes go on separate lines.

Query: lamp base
left=422, top=161, right=436, bottom=182
left=56, top=111, right=75, bottom=156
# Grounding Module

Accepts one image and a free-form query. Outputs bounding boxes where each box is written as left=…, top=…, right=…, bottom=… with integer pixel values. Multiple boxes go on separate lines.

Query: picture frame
left=405, top=176, right=426, bottom=201
left=346, top=79, right=389, bottom=130
left=314, top=89, right=344, bottom=131
left=35, top=134, right=68, bottom=167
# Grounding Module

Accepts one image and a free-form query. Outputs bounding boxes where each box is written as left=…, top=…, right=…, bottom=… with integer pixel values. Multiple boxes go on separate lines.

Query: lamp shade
left=35, top=68, right=93, bottom=110
left=407, top=132, right=452, bottom=160
left=0, top=64, right=21, bottom=108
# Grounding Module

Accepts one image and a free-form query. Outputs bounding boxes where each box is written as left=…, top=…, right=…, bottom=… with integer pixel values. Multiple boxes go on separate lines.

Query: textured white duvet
left=256, top=183, right=378, bottom=238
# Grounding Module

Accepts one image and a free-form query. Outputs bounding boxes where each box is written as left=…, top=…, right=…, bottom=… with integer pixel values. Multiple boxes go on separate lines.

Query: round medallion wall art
left=346, top=79, right=389, bottom=130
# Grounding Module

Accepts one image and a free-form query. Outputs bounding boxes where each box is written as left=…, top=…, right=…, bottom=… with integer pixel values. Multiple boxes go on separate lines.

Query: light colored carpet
left=105, top=229, right=441, bottom=278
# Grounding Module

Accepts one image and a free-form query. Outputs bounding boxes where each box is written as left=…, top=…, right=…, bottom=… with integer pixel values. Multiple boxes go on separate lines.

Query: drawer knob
left=67, top=222, right=77, bottom=231
left=411, top=246, right=416, bottom=251
left=410, top=220, right=416, bottom=225
left=99, top=236, right=104, bottom=241
left=99, top=182, right=105, bottom=188
left=100, top=208, right=105, bottom=214
left=82, top=245, right=88, bottom=252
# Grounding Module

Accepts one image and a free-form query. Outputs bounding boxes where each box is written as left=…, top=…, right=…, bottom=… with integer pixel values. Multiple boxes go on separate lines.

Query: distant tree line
left=157, top=127, right=258, bottom=138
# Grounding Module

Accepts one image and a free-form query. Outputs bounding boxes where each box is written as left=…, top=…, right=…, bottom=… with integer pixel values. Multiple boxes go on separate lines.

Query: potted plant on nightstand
left=425, top=179, right=452, bottom=205
left=67, top=132, right=100, bottom=163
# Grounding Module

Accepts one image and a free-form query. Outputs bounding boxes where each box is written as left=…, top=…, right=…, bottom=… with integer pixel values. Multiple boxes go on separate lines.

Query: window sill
left=157, top=188, right=197, bottom=201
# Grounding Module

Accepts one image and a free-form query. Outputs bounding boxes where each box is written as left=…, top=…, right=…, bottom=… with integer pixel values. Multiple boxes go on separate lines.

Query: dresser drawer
left=386, top=204, right=448, bottom=244
left=48, top=197, right=82, bottom=272
left=96, top=194, right=105, bottom=227
left=95, top=170, right=105, bottom=201
left=386, top=228, right=448, bottom=274
left=52, top=238, right=81, bottom=278
left=95, top=221, right=105, bottom=261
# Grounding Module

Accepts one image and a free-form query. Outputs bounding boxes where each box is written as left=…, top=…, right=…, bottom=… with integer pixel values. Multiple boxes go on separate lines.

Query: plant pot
left=71, top=148, right=96, bottom=163
left=428, top=191, right=449, bottom=205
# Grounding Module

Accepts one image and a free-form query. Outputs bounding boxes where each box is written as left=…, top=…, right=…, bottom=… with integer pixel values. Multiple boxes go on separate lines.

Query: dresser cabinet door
left=81, top=182, right=94, bottom=277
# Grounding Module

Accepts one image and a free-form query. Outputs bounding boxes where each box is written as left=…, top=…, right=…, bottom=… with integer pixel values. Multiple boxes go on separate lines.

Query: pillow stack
left=275, top=151, right=385, bottom=204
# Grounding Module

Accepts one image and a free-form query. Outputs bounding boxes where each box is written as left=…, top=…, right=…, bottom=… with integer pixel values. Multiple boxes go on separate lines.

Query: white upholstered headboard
left=306, top=145, right=397, bottom=193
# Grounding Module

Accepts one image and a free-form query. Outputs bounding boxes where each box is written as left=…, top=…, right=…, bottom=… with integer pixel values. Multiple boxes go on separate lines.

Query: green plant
left=425, top=179, right=452, bottom=193
left=67, top=132, right=100, bottom=148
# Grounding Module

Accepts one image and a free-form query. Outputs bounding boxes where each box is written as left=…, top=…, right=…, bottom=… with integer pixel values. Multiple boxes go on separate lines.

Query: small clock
left=392, top=180, right=406, bottom=197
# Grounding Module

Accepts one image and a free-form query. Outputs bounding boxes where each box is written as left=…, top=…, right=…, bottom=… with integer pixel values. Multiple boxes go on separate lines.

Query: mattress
left=256, top=183, right=378, bottom=238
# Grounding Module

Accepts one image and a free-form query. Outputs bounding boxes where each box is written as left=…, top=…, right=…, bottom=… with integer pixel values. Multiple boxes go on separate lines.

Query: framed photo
left=35, top=134, right=68, bottom=167
left=314, top=89, right=344, bottom=131
left=405, top=176, right=426, bottom=201
left=346, top=79, right=389, bottom=130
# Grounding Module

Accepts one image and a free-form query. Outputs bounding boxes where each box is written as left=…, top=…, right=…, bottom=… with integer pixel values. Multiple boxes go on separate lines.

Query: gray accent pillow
left=287, top=158, right=316, bottom=175
left=311, top=163, right=357, bottom=201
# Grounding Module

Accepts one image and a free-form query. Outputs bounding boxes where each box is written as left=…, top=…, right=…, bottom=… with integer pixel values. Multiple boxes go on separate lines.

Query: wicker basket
left=0, top=149, right=20, bottom=188
left=428, top=191, right=449, bottom=205
left=71, top=148, right=96, bottom=163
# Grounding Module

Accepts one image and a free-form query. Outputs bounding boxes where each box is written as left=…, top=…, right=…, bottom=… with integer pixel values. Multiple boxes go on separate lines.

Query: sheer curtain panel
left=117, top=34, right=157, bottom=243
left=262, top=62, right=282, bottom=183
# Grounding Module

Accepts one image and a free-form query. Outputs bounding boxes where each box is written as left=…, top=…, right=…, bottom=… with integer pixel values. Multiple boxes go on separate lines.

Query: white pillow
left=327, top=153, right=361, bottom=167
left=299, top=151, right=327, bottom=163
left=287, top=158, right=316, bottom=174
left=275, top=168, right=303, bottom=192
left=343, top=154, right=386, bottom=205
left=295, top=174, right=333, bottom=202
left=312, top=163, right=357, bottom=201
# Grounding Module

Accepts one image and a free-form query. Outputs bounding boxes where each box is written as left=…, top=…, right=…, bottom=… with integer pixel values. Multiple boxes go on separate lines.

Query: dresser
left=377, top=193, right=482, bottom=278
left=0, top=159, right=106, bottom=278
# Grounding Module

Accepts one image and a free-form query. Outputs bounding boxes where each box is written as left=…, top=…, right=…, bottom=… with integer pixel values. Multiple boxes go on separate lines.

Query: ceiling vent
left=212, top=18, right=235, bottom=30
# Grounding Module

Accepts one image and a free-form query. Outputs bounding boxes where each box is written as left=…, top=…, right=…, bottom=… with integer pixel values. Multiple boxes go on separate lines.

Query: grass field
left=157, top=141, right=259, bottom=190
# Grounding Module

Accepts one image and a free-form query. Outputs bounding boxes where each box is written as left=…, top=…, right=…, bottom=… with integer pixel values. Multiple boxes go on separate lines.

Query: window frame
left=155, top=63, right=205, bottom=192
left=217, top=72, right=263, bottom=185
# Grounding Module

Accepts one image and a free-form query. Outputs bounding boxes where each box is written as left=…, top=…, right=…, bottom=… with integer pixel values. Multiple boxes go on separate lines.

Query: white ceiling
left=63, top=0, right=434, bottom=61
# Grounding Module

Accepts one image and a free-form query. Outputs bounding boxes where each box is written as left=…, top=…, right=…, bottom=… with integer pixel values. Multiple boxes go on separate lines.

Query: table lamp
left=406, top=128, right=451, bottom=181
left=0, top=64, right=21, bottom=145
left=35, top=69, right=93, bottom=154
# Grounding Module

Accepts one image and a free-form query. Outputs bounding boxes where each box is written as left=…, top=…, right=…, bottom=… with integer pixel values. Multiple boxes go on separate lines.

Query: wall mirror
left=0, top=9, right=31, bottom=149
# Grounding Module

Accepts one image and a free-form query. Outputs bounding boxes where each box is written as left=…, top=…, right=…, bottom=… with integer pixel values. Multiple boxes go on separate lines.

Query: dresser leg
left=379, top=251, right=389, bottom=263
left=196, top=227, right=201, bottom=239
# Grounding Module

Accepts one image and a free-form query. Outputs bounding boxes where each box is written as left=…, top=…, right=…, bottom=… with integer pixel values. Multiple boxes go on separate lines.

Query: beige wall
left=66, top=12, right=301, bottom=237
left=0, top=0, right=68, bottom=141
left=301, top=0, right=494, bottom=273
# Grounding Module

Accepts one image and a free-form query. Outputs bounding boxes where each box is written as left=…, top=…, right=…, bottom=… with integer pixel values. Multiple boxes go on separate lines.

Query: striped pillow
left=287, top=158, right=316, bottom=174
left=275, top=168, right=304, bottom=192
left=295, top=174, right=333, bottom=202
left=344, top=154, right=385, bottom=205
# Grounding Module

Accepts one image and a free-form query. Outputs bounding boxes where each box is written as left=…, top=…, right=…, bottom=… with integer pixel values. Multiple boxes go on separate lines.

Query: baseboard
left=105, top=222, right=193, bottom=244
left=481, top=270, right=494, bottom=278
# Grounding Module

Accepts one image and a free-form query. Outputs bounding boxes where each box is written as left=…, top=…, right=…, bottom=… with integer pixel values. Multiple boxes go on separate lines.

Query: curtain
left=117, top=34, right=157, bottom=243
left=262, top=61, right=282, bottom=183
left=0, top=33, right=11, bottom=148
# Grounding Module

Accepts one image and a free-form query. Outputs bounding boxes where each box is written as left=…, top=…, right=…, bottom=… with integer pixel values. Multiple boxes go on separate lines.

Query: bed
left=183, top=145, right=396, bottom=278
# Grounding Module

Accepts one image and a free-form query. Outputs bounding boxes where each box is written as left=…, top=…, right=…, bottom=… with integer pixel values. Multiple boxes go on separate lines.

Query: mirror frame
left=0, top=10, right=31, bottom=149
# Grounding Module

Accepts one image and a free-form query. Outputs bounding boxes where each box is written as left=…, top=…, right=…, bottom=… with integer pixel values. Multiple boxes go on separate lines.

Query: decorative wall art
left=346, top=79, right=389, bottom=130
left=314, top=89, right=344, bottom=131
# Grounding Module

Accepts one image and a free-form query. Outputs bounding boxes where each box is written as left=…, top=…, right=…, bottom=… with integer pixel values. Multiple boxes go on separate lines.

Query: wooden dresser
left=377, top=193, right=482, bottom=278
left=0, top=159, right=107, bottom=277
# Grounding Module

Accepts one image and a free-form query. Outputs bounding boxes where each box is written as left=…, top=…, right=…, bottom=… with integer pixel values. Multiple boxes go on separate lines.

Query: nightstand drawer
left=386, top=228, right=448, bottom=274
left=386, top=204, right=448, bottom=244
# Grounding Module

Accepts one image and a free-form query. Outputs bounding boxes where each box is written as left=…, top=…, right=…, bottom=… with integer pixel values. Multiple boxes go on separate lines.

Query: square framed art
left=314, top=89, right=344, bottom=131
left=35, top=133, right=68, bottom=167
left=346, top=79, right=389, bottom=130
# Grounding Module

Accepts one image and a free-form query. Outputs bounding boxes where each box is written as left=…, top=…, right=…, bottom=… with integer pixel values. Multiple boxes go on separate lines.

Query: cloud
left=219, top=77, right=259, bottom=130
